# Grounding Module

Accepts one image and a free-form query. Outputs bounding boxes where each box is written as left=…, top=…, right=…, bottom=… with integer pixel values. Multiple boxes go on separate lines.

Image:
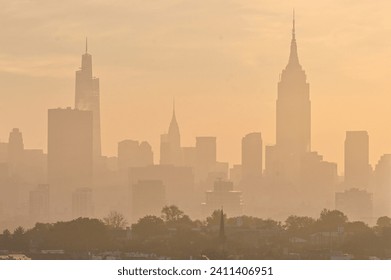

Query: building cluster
left=0, top=18, right=390, bottom=230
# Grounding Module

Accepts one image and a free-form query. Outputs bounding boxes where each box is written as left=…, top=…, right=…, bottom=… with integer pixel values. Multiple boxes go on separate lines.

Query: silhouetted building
left=72, top=187, right=93, bottom=218
left=373, top=154, right=391, bottom=217
left=344, top=131, right=371, bottom=188
left=75, top=39, right=101, bottom=164
left=196, top=137, right=216, bottom=166
left=129, top=165, right=194, bottom=219
left=0, top=142, right=8, bottom=163
left=182, top=147, right=196, bottom=167
left=242, top=132, right=262, bottom=180
left=265, top=14, right=310, bottom=185
left=202, top=180, right=242, bottom=217
left=118, top=140, right=153, bottom=171
left=335, top=188, right=373, bottom=224
left=160, top=102, right=182, bottom=165
left=7, top=128, right=24, bottom=175
left=229, top=164, right=242, bottom=187
left=29, top=184, right=50, bottom=223
left=48, top=107, right=93, bottom=190
left=132, top=180, right=165, bottom=221
left=261, top=14, right=338, bottom=219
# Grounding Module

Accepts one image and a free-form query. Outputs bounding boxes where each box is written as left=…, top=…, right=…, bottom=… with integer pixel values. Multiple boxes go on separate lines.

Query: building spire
left=288, top=9, right=300, bottom=66
left=173, top=97, right=176, bottom=119
left=85, top=37, right=88, bottom=54
left=292, top=9, right=295, bottom=40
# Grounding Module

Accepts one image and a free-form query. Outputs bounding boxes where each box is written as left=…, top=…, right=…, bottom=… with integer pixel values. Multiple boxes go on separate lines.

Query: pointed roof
left=287, top=9, right=300, bottom=66
left=168, top=98, right=180, bottom=138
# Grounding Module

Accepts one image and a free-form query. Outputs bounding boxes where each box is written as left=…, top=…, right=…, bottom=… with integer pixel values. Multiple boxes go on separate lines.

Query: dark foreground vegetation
left=1, top=206, right=391, bottom=260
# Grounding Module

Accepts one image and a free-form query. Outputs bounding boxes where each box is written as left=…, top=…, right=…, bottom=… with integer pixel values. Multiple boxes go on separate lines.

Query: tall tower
left=276, top=12, right=311, bottom=156
left=241, top=132, right=263, bottom=180
left=344, top=131, right=371, bottom=188
left=75, top=39, right=101, bottom=163
left=160, top=101, right=182, bottom=165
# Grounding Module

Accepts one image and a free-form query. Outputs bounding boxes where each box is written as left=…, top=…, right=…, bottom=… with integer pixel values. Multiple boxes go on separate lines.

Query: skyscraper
left=276, top=13, right=311, bottom=156
left=160, top=101, right=182, bottom=165
left=75, top=39, right=101, bottom=163
left=265, top=12, right=311, bottom=184
left=344, top=131, right=371, bottom=188
left=241, top=132, right=262, bottom=180
left=48, top=107, right=93, bottom=190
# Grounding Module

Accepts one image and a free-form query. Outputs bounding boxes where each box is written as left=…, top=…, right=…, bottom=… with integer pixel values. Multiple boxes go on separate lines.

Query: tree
left=103, top=211, right=128, bottom=229
left=285, top=215, right=315, bottom=231
left=132, top=215, right=167, bottom=238
left=377, top=216, right=391, bottom=228
left=206, top=210, right=226, bottom=227
left=161, top=205, right=184, bottom=223
left=12, top=226, right=27, bottom=251
left=317, top=209, right=348, bottom=231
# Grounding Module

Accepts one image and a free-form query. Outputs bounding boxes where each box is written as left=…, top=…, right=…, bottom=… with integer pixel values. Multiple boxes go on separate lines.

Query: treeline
left=1, top=207, right=391, bottom=259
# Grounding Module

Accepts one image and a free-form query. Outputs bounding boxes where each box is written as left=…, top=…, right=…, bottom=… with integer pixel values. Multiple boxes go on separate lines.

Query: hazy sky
left=1, top=0, right=391, bottom=174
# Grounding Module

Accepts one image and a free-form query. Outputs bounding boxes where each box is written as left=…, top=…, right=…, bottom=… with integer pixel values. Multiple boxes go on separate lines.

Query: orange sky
left=1, top=0, right=391, bottom=174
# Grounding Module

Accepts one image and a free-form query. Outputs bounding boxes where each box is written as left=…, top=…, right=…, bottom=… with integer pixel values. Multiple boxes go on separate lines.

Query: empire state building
left=276, top=13, right=311, bottom=156
left=265, top=13, right=311, bottom=184
left=75, top=39, right=101, bottom=163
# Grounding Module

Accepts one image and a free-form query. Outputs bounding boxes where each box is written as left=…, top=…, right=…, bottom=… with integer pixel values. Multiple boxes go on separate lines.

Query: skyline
left=2, top=1, right=391, bottom=173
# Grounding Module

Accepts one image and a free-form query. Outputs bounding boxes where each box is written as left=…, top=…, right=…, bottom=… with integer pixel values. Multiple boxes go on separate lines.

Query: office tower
left=344, top=131, right=371, bottom=188
left=118, top=140, right=139, bottom=171
left=72, top=187, right=94, bottom=218
left=129, top=165, right=194, bottom=217
left=75, top=39, right=101, bottom=163
left=241, top=132, right=262, bottom=180
left=182, top=147, right=196, bottom=167
left=160, top=102, right=182, bottom=165
left=276, top=14, right=311, bottom=156
left=335, top=188, right=373, bottom=224
left=48, top=107, right=93, bottom=190
left=118, top=140, right=153, bottom=171
left=7, top=128, right=24, bottom=174
left=0, top=142, right=8, bottom=163
left=132, top=180, right=165, bottom=221
left=229, top=164, right=242, bottom=187
left=202, top=179, right=242, bottom=217
left=264, top=13, right=311, bottom=185
left=373, top=154, right=391, bottom=217
left=139, top=141, right=153, bottom=166
left=29, top=184, right=50, bottom=223
left=196, top=137, right=216, bottom=166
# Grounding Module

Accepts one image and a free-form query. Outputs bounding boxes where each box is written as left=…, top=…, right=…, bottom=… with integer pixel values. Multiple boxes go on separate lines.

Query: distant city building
left=132, top=180, right=165, bottom=221
left=335, top=188, right=373, bottom=224
left=7, top=128, right=24, bottom=175
left=75, top=40, right=101, bottom=164
left=29, top=184, right=50, bottom=223
left=0, top=142, right=8, bottom=163
left=160, top=102, right=182, bottom=166
left=373, top=154, right=391, bottom=217
left=344, top=131, right=371, bottom=188
left=202, top=180, right=242, bottom=217
left=48, top=107, right=93, bottom=190
left=229, top=164, right=242, bottom=187
left=129, top=165, right=194, bottom=219
left=182, top=147, right=196, bottom=167
left=118, top=140, right=153, bottom=171
left=264, top=14, right=311, bottom=186
left=4, top=129, right=46, bottom=183
left=242, top=132, right=262, bottom=180
left=72, top=187, right=94, bottom=218
left=196, top=137, right=216, bottom=167
left=261, top=14, right=339, bottom=219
